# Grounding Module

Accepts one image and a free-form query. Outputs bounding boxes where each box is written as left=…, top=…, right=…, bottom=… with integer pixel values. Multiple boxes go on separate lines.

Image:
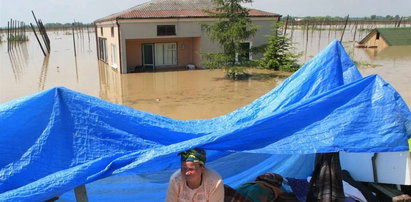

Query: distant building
left=359, top=27, right=411, bottom=49
left=94, top=0, right=280, bottom=74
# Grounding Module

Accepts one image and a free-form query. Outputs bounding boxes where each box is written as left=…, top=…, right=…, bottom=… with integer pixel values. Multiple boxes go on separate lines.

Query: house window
left=100, top=27, right=103, bottom=36
left=111, top=43, right=118, bottom=68
left=157, top=25, right=176, bottom=36
left=111, top=27, right=114, bottom=37
left=238, top=42, right=251, bottom=62
left=376, top=33, right=380, bottom=40
left=98, top=37, right=107, bottom=62
left=155, top=43, right=177, bottom=66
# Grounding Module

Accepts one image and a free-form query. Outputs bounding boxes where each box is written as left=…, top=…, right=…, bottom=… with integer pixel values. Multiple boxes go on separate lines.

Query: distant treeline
left=279, top=15, right=411, bottom=29
left=289, top=15, right=410, bottom=21
left=43, top=22, right=94, bottom=28
left=0, top=22, right=94, bottom=31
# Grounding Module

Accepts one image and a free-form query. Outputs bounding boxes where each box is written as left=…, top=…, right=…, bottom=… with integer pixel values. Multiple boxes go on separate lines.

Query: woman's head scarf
left=178, top=148, right=206, bottom=165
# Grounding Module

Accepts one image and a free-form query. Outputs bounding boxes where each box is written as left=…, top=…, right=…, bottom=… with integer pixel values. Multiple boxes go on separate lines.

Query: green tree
left=258, top=23, right=300, bottom=72
left=201, top=0, right=258, bottom=79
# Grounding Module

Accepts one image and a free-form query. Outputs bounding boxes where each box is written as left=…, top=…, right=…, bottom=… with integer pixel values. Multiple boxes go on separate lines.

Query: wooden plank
left=74, top=185, right=88, bottom=202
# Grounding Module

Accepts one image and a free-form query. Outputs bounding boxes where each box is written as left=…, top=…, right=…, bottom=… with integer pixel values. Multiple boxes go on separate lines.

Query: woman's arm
left=209, top=177, right=225, bottom=202
left=166, top=172, right=180, bottom=202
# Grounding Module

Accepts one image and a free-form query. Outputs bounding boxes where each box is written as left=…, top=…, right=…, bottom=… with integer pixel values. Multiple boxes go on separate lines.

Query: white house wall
left=96, top=22, right=122, bottom=72
left=198, top=19, right=278, bottom=61
left=98, top=17, right=278, bottom=73
left=120, top=20, right=204, bottom=39
left=250, top=19, right=277, bottom=58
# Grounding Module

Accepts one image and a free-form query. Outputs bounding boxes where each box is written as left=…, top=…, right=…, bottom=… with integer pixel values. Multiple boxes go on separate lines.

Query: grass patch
left=214, top=68, right=292, bottom=81
left=248, top=72, right=291, bottom=81
left=354, top=60, right=381, bottom=68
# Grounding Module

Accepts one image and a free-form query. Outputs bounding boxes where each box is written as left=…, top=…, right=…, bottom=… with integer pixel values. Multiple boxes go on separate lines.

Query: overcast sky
left=1, top=0, right=410, bottom=27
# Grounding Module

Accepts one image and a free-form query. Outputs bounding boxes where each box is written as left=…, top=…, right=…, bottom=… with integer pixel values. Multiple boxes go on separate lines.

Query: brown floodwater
left=0, top=27, right=410, bottom=120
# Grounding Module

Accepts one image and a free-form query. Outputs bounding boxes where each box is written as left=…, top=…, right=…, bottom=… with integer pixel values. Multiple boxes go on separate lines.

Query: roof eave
left=359, top=29, right=378, bottom=44
left=95, top=14, right=280, bottom=24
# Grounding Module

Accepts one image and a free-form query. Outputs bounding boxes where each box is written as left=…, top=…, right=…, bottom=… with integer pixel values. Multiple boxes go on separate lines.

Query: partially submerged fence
left=30, top=11, right=50, bottom=56
left=7, top=19, right=28, bottom=52
left=281, top=18, right=411, bottom=42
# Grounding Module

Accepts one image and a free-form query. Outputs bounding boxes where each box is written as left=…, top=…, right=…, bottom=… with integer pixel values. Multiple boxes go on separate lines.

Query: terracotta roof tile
left=95, top=0, right=279, bottom=23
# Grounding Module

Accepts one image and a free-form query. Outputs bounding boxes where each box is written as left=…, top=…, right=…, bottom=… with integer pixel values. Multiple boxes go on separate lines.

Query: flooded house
left=94, top=0, right=280, bottom=74
left=359, top=27, right=411, bottom=50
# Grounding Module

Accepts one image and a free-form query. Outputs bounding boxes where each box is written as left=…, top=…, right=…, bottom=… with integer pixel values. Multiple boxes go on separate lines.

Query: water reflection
left=359, top=45, right=411, bottom=105
left=98, top=62, right=286, bottom=120
left=98, top=61, right=124, bottom=105
left=366, top=45, right=411, bottom=59
left=7, top=41, right=29, bottom=81
left=0, top=31, right=100, bottom=103
left=38, top=54, right=50, bottom=90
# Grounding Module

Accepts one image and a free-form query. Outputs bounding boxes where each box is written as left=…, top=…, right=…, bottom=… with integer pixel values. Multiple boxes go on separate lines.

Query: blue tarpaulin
left=0, top=41, right=410, bottom=201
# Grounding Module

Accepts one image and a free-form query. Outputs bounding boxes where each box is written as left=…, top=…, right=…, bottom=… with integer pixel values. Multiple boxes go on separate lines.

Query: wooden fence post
left=340, top=15, right=349, bottom=42
left=30, top=23, right=46, bottom=56
left=74, top=185, right=88, bottom=202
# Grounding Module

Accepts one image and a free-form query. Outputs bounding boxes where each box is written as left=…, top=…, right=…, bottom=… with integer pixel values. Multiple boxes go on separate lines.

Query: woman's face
left=181, top=161, right=204, bottom=182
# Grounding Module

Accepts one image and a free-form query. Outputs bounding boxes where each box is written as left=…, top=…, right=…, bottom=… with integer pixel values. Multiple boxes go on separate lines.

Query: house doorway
left=142, top=43, right=155, bottom=71
left=155, top=43, right=177, bottom=66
